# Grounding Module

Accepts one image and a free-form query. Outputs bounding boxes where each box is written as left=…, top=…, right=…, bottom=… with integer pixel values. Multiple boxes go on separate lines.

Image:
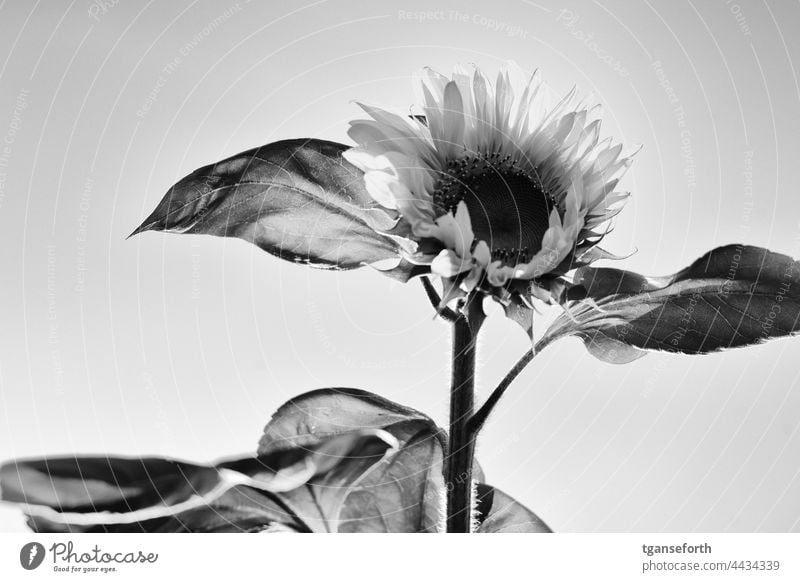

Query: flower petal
left=431, top=201, right=474, bottom=259
left=431, top=249, right=472, bottom=277
left=441, top=81, right=466, bottom=156
left=362, top=171, right=401, bottom=209
left=473, top=240, right=491, bottom=267
left=514, top=226, right=575, bottom=279
left=414, top=67, right=449, bottom=107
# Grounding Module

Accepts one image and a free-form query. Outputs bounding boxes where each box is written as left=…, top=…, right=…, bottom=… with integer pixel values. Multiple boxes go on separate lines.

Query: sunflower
left=344, top=62, right=637, bottom=306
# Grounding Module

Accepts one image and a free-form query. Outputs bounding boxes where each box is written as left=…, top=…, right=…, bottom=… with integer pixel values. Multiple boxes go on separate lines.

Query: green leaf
left=539, top=245, right=800, bottom=362
left=474, top=483, right=551, bottom=533
left=131, top=138, right=412, bottom=277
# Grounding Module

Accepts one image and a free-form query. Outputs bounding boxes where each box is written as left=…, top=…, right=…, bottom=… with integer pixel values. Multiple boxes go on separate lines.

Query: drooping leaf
left=143, top=487, right=304, bottom=533
left=251, top=429, right=399, bottom=533
left=538, top=245, right=800, bottom=362
left=131, top=138, right=414, bottom=278
left=25, top=486, right=304, bottom=533
left=0, top=429, right=395, bottom=533
left=0, top=456, right=221, bottom=514
left=2, top=389, right=552, bottom=533
left=338, top=422, right=445, bottom=533
left=259, top=387, right=447, bottom=532
left=224, top=429, right=396, bottom=494
left=474, top=483, right=551, bottom=533
left=258, top=387, right=445, bottom=455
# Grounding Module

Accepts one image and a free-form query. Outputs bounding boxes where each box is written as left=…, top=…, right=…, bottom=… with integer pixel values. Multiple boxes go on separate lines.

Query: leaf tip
left=127, top=218, right=164, bottom=239
left=126, top=226, right=144, bottom=240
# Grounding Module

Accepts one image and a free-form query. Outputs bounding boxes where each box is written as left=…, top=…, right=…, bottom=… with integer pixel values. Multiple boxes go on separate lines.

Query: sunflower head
left=344, top=62, right=637, bottom=307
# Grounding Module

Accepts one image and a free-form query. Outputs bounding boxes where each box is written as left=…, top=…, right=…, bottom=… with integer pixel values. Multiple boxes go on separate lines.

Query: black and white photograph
left=0, top=0, right=799, bottom=579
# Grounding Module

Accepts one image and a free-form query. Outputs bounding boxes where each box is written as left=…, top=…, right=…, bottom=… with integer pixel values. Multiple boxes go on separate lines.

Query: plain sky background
left=1, top=0, right=800, bottom=533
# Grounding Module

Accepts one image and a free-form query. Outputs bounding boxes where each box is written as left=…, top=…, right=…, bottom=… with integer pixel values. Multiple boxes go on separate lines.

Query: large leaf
left=474, top=484, right=551, bottom=533
left=538, top=245, right=800, bottom=363
left=0, top=429, right=395, bottom=533
left=259, top=387, right=446, bottom=455
left=0, top=456, right=220, bottom=513
left=1, top=389, right=550, bottom=533
left=25, top=486, right=304, bottom=533
left=131, top=138, right=414, bottom=277
left=338, top=422, right=445, bottom=533
left=250, top=429, right=399, bottom=533
left=259, top=388, right=447, bottom=532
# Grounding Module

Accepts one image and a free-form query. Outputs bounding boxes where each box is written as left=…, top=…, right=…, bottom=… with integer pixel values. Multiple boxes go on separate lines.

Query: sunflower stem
left=468, top=348, right=535, bottom=437
left=445, top=300, right=480, bottom=533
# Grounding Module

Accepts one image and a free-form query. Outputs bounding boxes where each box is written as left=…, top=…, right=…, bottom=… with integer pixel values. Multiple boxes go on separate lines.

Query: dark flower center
left=432, top=153, right=556, bottom=266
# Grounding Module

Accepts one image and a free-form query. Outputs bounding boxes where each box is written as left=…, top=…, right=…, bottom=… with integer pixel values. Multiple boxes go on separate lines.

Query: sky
left=1, top=0, right=800, bottom=532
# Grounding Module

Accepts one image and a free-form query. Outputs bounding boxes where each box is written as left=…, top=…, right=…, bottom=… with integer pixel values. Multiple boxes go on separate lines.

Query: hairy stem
left=468, top=348, right=535, bottom=437
left=445, top=313, right=477, bottom=533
